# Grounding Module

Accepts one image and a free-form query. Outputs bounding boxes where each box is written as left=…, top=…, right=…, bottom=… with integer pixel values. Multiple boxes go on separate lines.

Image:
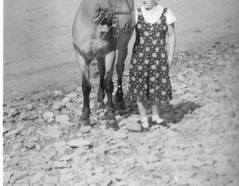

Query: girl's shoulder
left=159, top=5, right=177, bottom=25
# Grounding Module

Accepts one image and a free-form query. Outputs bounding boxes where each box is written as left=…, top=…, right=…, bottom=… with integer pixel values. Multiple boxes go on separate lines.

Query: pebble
left=145, top=154, right=161, bottom=163
left=3, top=172, right=12, bottom=184
left=8, top=108, right=20, bottom=117
left=25, top=142, right=36, bottom=149
left=47, top=125, right=61, bottom=139
left=115, top=131, right=128, bottom=139
left=53, top=140, right=67, bottom=149
left=3, top=127, right=11, bottom=134
left=62, top=97, right=71, bottom=103
left=67, top=139, right=93, bottom=147
left=30, top=170, right=45, bottom=183
left=12, top=143, right=23, bottom=150
left=44, top=175, right=58, bottom=183
left=54, top=161, right=69, bottom=169
left=28, top=136, right=39, bottom=142
left=161, top=175, right=171, bottom=183
left=4, top=127, right=23, bottom=137
left=26, top=104, right=34, bottom=111
left=93, top=144, right=107, bottom=155
left=43, top=112, right=54, bottom=122
left=66, top=92, right=78, bottom=98
left=55, top=115, right=70, bottom=123
left=80, top=125, right=92, bottom=133
left=127, top=121, right=141, bottom=132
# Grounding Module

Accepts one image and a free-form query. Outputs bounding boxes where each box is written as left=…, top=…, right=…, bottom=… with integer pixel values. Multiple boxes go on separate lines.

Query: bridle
left=94, top=0, right=133, bottom=31
left=106, top=0, right=133, bottom=15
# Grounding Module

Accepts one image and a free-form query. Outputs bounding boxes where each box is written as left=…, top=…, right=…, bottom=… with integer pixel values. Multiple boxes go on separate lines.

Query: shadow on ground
left=119, top=98, right=201, bottom=125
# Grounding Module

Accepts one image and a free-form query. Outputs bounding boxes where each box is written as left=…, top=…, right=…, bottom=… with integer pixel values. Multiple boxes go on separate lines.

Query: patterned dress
left=129, top=8, right=172, bottom=102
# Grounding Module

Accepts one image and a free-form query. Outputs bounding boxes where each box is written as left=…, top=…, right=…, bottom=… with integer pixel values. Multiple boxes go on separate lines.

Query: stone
left=127, top=121, right=141, bottom=132
left=66, top=92, right=78, bottom=98
left=25, top=142, right=36, bottom=149
left=60, top=172, right=75, bottom=182
left=59, top=155, right=72, bottom=162
left=35, top=144, right=42, bottom=151
left=53, top=140, right=67, bottom=149
left=47, top=125, right=61, bottom=139
left=9, top=175, right=17, bottom=184
left=93, top=144, right=107, bottom=155
left=8, top=108, right=20, bottom=117
left=26, top=104, right=34, bottom=111
left=80, top=125, right=92, bottom=134
left=62, top=97, right=71, bottom=103
left=30, top=170, right=45, bottom=184
left=53, top=90, right=64, bottom=97
left=115, top=131, right=128, bottom=140
left=161, top=175, right=171, bottom=183
left=44, top=175, right=58, bottom=183
left=4, top=127, right=23, bottom=137
left=3, top=171, right=12, bottom=184
left=67, top=139, right=93, bottom=148
left=12, top=143, right=23, bottom=150
left=53, top=161, right=69, bottom=169
left=43, top=112, right=54, bottom=122
left=3, top=127, right=11, bottom=135
left=145, top=154, right=161, bottom=163
left=55, top=115, right=70, bottom=123
left=28, top=136, right=39, bottom=142
left=122, top=157, right=135, bottom=167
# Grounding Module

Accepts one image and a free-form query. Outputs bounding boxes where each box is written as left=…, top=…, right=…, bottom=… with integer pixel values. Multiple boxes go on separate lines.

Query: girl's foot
left=141, top=116, right=149, bottom=129
left=142, top=121, right=149, bottom=128
left=152, top=115, right=169, bottom=128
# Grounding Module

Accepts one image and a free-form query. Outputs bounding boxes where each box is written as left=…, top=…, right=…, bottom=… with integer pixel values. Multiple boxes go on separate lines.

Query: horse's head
left=98, top=0, right=134, bottom=32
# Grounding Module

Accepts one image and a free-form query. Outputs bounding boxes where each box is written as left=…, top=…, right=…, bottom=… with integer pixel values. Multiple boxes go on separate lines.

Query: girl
left=129, top=0, right=176, bottom=129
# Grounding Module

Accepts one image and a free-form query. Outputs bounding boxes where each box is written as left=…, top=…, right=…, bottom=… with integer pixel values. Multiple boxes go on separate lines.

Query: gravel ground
left=3, top=40, right=239, bottom=186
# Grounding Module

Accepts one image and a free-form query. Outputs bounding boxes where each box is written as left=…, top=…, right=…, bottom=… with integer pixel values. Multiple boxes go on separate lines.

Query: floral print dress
left=129, top=8, right=172, bottom=102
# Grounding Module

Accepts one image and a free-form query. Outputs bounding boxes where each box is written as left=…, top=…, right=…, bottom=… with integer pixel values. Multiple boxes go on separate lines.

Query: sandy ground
left=3, top=0, right=239, bottom=103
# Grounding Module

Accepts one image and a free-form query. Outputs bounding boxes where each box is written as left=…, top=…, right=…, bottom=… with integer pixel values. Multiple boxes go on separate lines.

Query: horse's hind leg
left=75, top=51, right=91, bottom=125
left=96, top=57, right=105, bottom=110
left=104, top=50, right=116, bottom=120
left=115, top=44, right=128, bottom=110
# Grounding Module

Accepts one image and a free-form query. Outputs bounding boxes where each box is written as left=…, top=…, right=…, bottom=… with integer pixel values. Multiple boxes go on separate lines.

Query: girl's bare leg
left=151, top=100, right=164, bottom=123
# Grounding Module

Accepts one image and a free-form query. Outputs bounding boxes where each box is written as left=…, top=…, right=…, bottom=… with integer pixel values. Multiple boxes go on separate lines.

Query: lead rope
left=72, top=24, right=116, bottom=49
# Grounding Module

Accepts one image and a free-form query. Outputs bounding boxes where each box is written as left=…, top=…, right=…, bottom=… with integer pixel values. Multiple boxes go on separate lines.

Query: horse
left=72, top=0, right=134, bottom=128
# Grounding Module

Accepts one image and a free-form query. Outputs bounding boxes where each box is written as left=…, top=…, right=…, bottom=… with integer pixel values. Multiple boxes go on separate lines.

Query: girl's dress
left=129, top=7, right=173, bottom=102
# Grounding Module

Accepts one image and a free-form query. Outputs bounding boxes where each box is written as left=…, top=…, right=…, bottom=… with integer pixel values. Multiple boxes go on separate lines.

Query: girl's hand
left=168, top=55, right=174, bottom=68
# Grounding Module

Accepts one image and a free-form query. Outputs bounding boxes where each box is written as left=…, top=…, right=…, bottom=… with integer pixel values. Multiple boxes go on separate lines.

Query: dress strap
left=161, top=8, right=168, bottom=18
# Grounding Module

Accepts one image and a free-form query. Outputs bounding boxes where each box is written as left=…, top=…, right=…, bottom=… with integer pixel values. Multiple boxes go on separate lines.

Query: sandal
left=152, top=118, right=170, bottom=128
left=137, top=120, right=150, bottom=132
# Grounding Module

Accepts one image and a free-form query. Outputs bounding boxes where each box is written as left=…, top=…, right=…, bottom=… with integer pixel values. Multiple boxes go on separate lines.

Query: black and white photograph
left=2, top=0, right=239, bottom=185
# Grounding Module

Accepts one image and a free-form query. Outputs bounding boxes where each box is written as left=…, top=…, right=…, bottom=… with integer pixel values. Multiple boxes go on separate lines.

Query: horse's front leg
left=96, top=57, right=105, bottom=110
left=115, top=44, right=128, bottom=110
left=76, top=51, right=91, bottom=125
left=104, top=50, right=116, bottom=120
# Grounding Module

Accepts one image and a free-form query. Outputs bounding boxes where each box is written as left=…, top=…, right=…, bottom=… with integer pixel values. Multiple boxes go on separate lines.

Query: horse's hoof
left=105, top=119, right=119, bottom=130
left=79, top=119, right=91, bottom=126
left=115, top=101, right=126, bottom=110
left=75, top=119, right=90, bottom=132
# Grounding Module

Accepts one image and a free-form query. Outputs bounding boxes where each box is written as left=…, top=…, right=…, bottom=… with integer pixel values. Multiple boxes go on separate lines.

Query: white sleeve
left=135, top=8, right=138, bottom=24
left=166, top=9, right=176, bottom=25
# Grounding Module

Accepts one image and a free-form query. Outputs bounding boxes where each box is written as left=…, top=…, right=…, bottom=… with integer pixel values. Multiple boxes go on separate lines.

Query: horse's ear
left=97, top=0, right=108, bottom=11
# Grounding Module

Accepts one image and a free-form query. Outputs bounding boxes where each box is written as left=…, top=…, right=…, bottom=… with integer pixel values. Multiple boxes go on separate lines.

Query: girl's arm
left=167, top=22, right=176, bottom=67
